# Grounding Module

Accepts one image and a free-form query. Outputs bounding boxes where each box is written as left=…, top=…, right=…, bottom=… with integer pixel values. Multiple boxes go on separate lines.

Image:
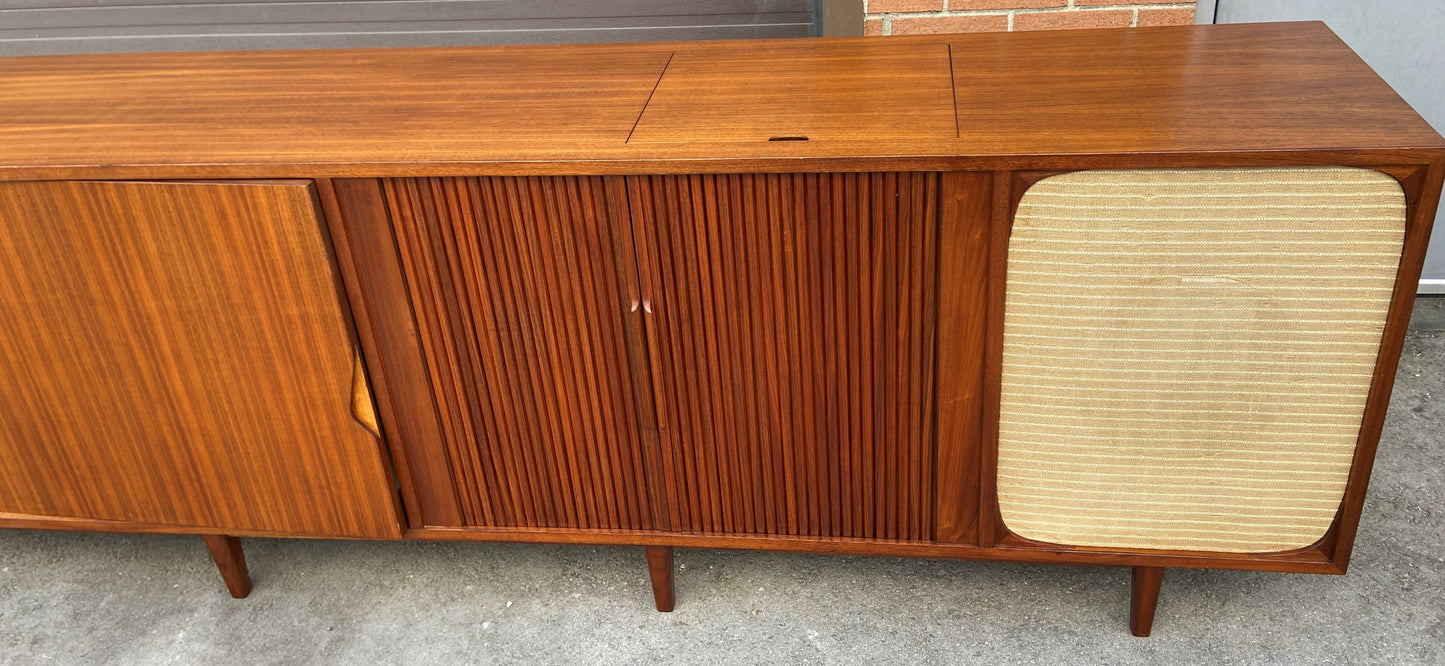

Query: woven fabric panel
left=998, top=167, right=1405, bottom=553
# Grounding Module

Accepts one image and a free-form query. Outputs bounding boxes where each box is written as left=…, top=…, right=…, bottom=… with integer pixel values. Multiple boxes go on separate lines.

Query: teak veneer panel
left=947, top=22, right=1441, bottom=156
left=934, top=171, right=994, bottom=544
left=0, top=23, right=1438, bottom=180
left=626, top=173, right=938, bottom=539
left=0, top=181, right=399, bottom=538
left=0, top=43, right=673, bottom=173
left=628, top=42, right=957, bottom=143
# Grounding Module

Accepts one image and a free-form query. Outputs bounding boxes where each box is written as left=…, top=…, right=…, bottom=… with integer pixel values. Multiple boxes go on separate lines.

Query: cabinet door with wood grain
left=0, top=180, right=400, bottom=538
left=625, top=173, right=939, bottom=539
left=380, top=176, right=657, bottom=530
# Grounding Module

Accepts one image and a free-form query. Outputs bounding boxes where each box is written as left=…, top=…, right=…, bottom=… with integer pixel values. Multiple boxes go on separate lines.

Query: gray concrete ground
left=3, top=299, right=1444, bottom=665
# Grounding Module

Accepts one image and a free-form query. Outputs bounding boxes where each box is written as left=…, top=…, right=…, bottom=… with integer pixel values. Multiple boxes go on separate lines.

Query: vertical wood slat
left=628, top=173, right=938, bottom=540
left=383, top=176, right=653, bottom=530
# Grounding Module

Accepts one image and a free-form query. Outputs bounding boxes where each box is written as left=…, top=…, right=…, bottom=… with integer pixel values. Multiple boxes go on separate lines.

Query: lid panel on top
left=947, top=22, right=1441, bottom=155
left=0, top=43, right=674, bottom=167
left=628, top=41, right=957, bottom=144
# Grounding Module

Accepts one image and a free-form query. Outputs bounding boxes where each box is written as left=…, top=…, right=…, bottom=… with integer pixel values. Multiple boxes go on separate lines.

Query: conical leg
left=203, top=535, right=252, bottom=599
left=1130, top=566, right=1164, bottom=637
left=644, top=546, right=675, bottom=612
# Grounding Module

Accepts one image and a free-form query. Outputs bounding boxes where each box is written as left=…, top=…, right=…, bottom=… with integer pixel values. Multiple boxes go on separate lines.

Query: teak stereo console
left=1, top=22, right=1442, bottom=636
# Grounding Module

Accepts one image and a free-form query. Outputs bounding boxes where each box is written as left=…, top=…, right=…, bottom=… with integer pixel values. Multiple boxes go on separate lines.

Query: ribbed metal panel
left=1, top=1, right=814, bottom=56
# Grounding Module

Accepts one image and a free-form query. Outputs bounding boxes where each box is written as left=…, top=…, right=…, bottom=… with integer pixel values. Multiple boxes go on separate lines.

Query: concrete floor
left=3, top=300, right=1444, bottom=665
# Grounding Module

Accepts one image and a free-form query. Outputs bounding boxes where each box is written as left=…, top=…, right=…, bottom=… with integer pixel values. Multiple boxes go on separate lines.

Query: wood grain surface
left=626, top=173, right=938, bottom=539
left=946, top=22, right=1439, bottom=155
left=0, top=22, right=1438, bottom=180
left=383, top=176, right=655, bottom=530
left=320, top=177, right=464, bottom=528
left=0, top=180, right=400, bottom=538
left=0, top=42, right=673, bottom=176
left=933, top=172, right=993, bottom=544
left=629, top=41, right=957, bottom=143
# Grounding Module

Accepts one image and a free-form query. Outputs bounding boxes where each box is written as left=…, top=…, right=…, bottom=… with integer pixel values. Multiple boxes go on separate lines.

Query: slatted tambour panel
left=997, top=167, right=1406, bottom=553
left=628, top=173, right=938, bottom=539
left=383, top=177, right=654, bottom=530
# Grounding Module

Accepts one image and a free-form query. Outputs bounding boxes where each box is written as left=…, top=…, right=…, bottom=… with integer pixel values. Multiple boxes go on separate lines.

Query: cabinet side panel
left=383, top=176, right=654, bottom=530
left=0, top=180, right=400, bottom=538
left=628, top=173, right=937, bottom=539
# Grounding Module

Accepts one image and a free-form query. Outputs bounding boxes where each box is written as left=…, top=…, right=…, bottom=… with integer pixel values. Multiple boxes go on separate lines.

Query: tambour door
left=0, top=180, right=399, bottom=538
left=625, top=173, right=940, bottom=539
left=377, top=176, right=657, bottom=530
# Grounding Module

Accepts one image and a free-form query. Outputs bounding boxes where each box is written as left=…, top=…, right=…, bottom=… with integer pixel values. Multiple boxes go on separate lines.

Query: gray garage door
left=0, top=0, right=816, bottom=56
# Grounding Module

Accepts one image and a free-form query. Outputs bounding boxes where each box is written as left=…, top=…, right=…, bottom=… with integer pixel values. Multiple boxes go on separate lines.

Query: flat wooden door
left=0, top=180, right=399, bottom=538
left=625, top=173, right=939, bottom=539
left=381, top=176, right=657, bottom=530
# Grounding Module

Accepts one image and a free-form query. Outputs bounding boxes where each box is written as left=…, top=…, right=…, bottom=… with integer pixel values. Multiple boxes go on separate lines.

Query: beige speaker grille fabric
left=998, top=167, right=1405, bottom=553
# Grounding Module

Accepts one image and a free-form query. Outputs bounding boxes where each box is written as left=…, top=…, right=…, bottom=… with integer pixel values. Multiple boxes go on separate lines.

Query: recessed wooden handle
left=351, top=352, right=380, bottom=438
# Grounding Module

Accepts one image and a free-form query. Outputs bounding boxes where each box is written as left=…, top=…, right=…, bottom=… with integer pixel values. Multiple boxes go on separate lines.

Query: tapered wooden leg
left=644, top=546, right=675, bottom=612
left=1130, top=566, right=1165, bottom=637
left=203, top=535, right=252, bottom=599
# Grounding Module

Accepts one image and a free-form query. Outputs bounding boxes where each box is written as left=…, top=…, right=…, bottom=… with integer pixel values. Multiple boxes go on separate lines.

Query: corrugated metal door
left=0, top=0, right=815, bottom=56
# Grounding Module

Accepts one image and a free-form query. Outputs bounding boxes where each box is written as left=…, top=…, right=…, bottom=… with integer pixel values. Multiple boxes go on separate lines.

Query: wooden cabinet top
left=0, top=21, right=1440, bottom=180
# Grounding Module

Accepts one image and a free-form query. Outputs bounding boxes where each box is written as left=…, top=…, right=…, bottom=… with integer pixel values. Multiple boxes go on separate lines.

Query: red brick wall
left=864, top=1, right=1196, bottom=35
